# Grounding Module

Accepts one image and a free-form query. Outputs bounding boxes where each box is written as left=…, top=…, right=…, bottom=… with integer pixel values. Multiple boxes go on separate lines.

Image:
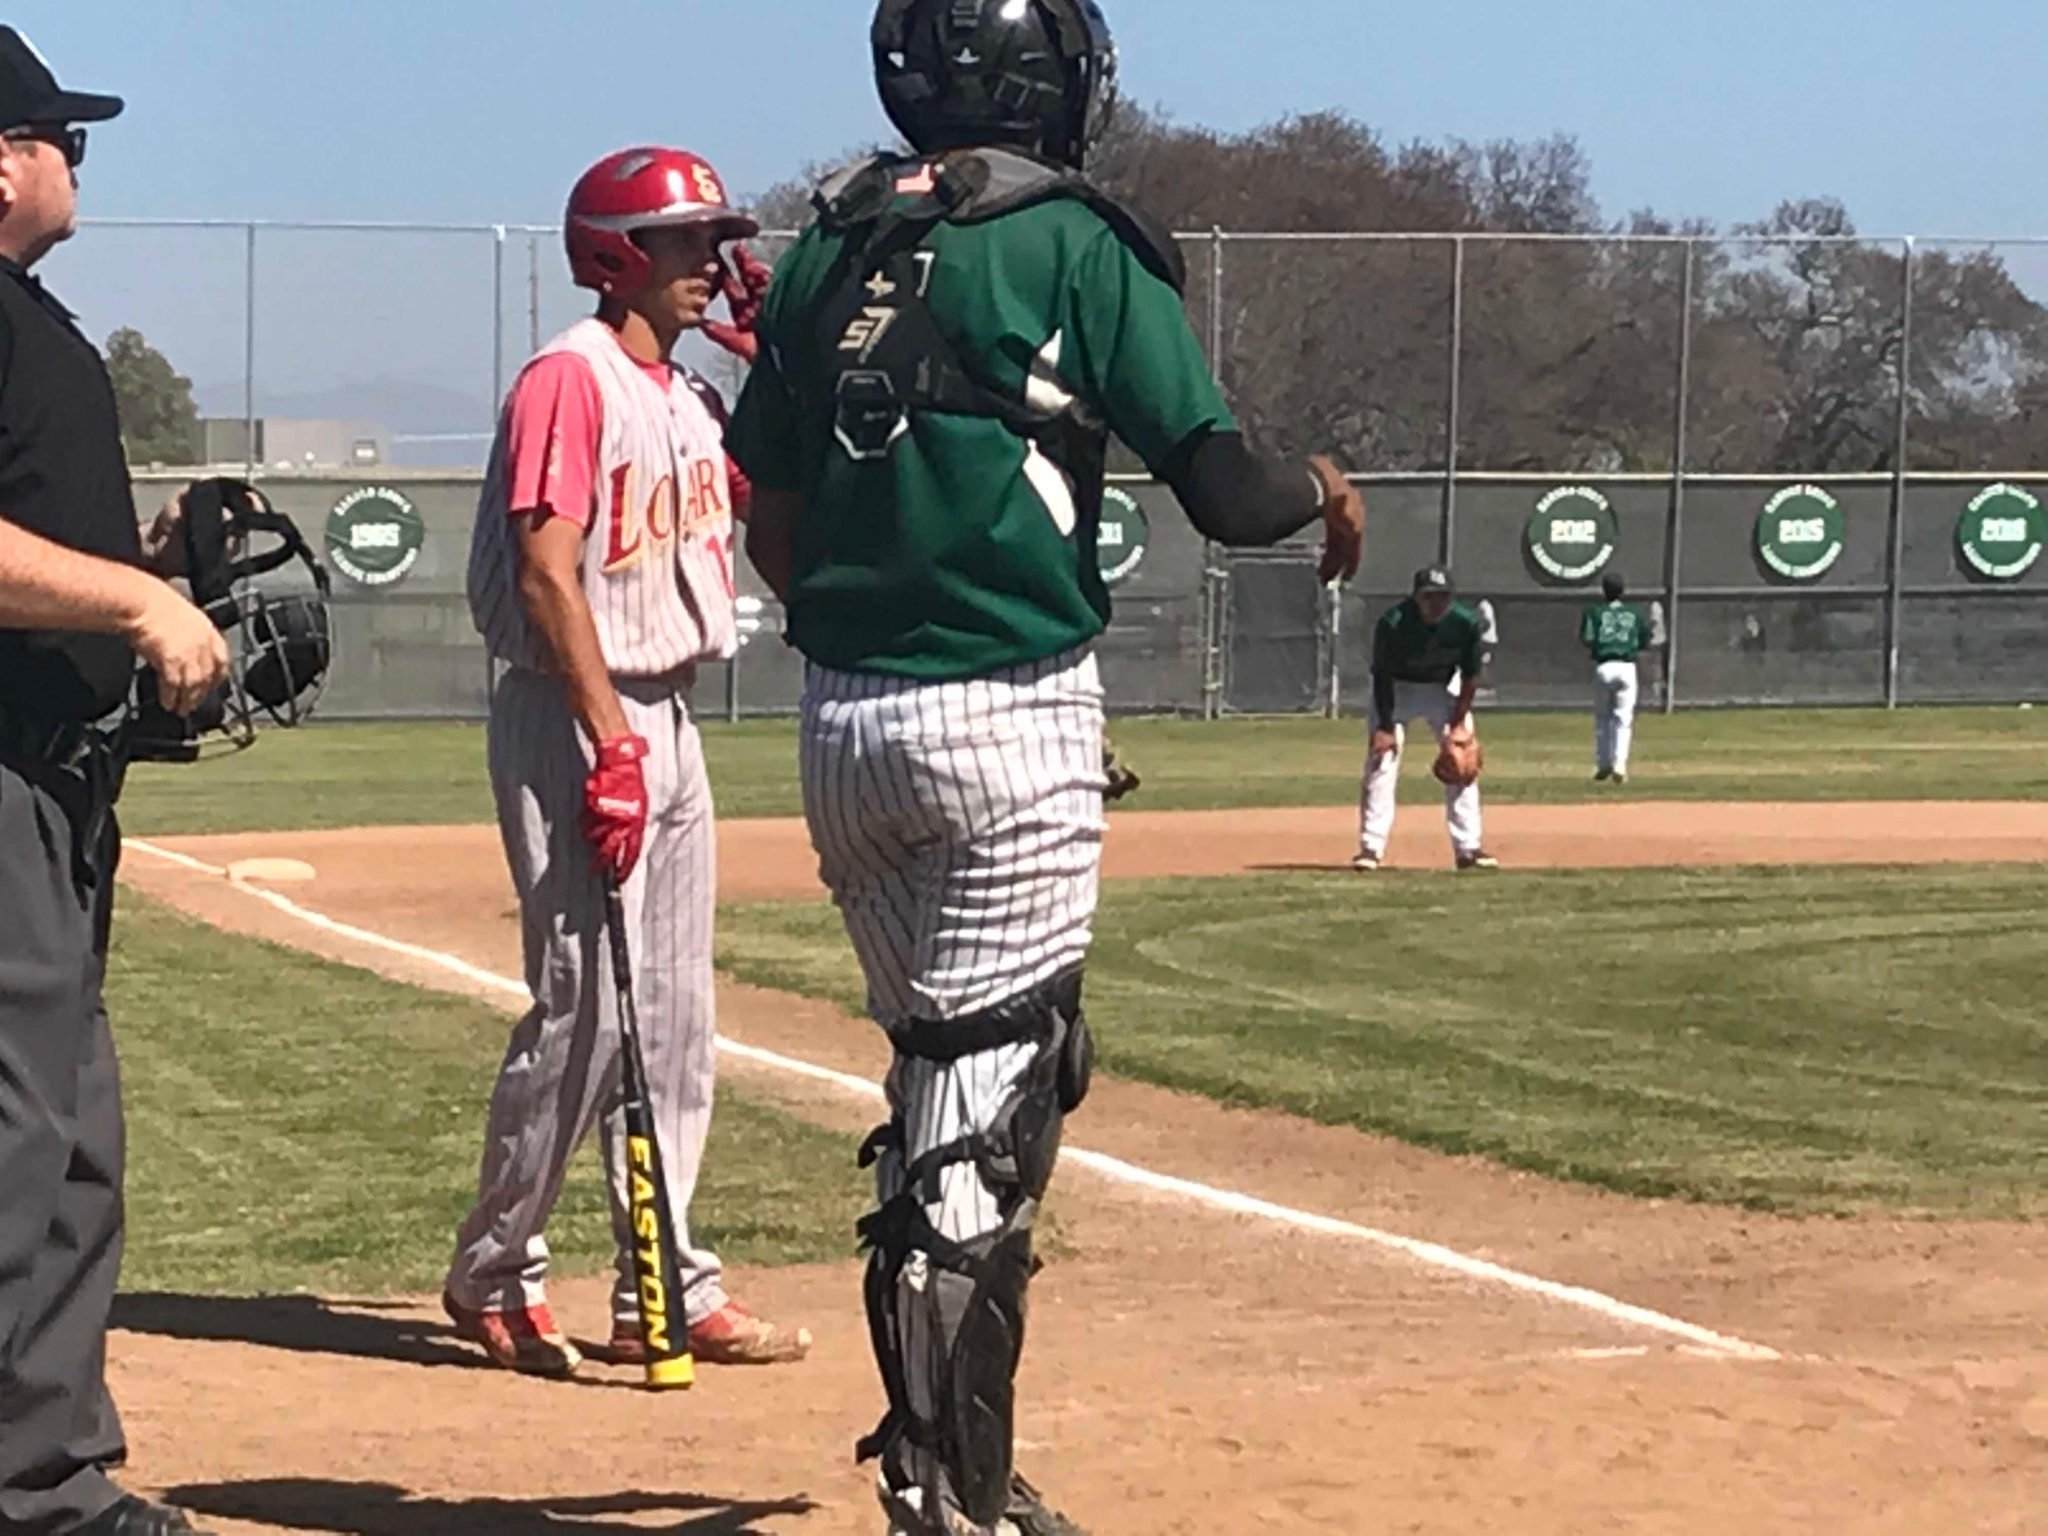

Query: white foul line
left=125, top=836, right=1782, bottom=1363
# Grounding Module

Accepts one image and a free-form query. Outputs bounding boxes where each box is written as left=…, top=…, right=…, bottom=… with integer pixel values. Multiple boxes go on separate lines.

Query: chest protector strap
left=808, top=149, right=1184, bottom=467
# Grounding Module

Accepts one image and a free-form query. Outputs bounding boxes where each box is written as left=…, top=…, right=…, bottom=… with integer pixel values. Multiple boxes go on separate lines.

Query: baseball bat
left=602, top=880, right=696, bottom=1390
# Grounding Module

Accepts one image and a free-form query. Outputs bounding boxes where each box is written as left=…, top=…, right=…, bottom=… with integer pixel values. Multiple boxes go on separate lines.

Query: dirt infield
left=127, top=796, right=2048, bottom=911
left=111, top=803, right=2048, bottom=1534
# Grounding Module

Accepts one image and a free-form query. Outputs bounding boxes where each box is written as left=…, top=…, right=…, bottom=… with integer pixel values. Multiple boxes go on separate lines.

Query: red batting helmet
left=564, top=147, right=760, bottom=296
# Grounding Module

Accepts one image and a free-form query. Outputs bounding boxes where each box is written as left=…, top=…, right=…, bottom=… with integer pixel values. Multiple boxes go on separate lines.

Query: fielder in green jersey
left=1373, top=592, right=1488, bottom=689
left=1580, top=595, right=1650, bottom=663
left=1356, top=565, right=1496, bottom=871
left=1582, top=570, right=1655, bottom=781
left=726, top=4, right=1364, bottom=1533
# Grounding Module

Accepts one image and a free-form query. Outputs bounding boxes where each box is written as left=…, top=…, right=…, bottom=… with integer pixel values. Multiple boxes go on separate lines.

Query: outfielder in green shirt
left=1581, top=569, right=1656, bottom=781
left=720, top=4, right=1364, bottom=1533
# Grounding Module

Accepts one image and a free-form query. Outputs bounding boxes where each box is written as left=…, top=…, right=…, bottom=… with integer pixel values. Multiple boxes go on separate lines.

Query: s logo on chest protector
left=839, top=270, right=905, bottom=357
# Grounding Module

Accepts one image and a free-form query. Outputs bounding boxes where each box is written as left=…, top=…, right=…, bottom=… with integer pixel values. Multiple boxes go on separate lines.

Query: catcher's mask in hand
left=129, top=477, right=334, bottom=762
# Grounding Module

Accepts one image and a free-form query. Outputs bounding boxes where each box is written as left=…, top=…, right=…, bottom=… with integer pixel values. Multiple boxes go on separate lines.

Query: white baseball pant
left=1594, top=659, right=1640, bottom=776
left=1358, top=678, right=1484, bottom=860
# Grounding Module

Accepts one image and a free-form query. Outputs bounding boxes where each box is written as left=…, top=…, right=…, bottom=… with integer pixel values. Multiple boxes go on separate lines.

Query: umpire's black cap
left=1412, top=565, right=1454, bottom=594
left=0, top=28, right=123, bottom=133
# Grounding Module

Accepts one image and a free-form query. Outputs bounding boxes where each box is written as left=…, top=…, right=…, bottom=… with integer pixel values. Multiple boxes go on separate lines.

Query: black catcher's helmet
left=128, top=478, right=334, bottom=762
left=873, top=0, right=1118, bottom=170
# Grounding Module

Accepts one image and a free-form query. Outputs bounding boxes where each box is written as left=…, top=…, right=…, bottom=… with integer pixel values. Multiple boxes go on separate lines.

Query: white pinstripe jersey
left=468, top=318, right=739, bottom=677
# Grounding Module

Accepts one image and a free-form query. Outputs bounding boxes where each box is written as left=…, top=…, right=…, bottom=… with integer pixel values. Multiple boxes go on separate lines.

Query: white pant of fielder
left=447, top=664, right=726, bottom=1330
left=800, top=647, right=1103, bottom=1534
left=1358, top=678, right=1484, bottom=861
left=1593, top=659, right=1639, bottom=776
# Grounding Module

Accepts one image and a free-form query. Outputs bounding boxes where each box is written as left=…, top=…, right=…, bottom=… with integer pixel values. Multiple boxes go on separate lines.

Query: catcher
left=1353, top=566, right=1497, bottom=871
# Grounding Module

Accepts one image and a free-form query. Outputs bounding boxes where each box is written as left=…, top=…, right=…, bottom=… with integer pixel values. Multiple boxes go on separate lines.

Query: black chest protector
left=805, top=149, right=1184, bottom=501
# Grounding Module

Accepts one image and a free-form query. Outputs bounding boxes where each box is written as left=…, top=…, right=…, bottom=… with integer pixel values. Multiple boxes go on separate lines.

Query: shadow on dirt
left=111, top=1294, right=480, bottom=1370
left=165, top=1479, right=818, bottom=1534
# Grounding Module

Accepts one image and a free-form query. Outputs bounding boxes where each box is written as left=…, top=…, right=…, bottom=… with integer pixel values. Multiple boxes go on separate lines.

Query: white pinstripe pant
left=447, top=664, right=726, bottom=1327
left=800, top=648, right=1104, bottom=1248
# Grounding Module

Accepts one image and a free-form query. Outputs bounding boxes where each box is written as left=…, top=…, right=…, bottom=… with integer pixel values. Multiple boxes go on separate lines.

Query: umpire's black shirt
left=0, top=254, right=139, bottom=721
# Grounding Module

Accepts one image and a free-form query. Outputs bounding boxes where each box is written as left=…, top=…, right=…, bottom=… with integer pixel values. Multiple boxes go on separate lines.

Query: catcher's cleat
left=1455, top=850, right=1500, bottom=872
left=1003, top=1474, right=1088, bottom=1536
left=612, top=1301, right=812, bottom=1366
left=1349, top=849, right=1382, bottom=872
left=443, top=1290, right=582, bottom=1378
left=881, top=1472, right=1085, bottom=1536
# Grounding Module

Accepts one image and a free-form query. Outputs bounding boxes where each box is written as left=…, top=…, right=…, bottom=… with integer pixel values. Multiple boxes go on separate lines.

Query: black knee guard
left=856, top=968, right=1092, bottom=1530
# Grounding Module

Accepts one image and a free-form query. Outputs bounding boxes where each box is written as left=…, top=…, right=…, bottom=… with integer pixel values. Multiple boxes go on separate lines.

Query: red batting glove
left=702, top=244, right=772, bottom=364
left=583, top=733, right=650, bottom=884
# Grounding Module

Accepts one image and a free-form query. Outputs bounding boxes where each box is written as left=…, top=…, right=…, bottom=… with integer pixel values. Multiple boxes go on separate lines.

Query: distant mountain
left=189, top=340, right=743, bottom=472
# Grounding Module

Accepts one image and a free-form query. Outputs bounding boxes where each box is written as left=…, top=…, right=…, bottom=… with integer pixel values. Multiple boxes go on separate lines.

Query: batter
left=727, top=3, right=1363, bottom=1531
left=451, top=145, right=805, bottom=1377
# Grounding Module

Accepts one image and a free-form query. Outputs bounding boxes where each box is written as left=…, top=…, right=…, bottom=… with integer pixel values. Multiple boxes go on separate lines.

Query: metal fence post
left=1202, top=228, right=1226, bottom=720
left=1325, top=579, right=1342, bottom=718
left=1662, top=240, right=1696, bottom=714
left=528, top=235, right=542, bottom=354
left=1441, top=236, right=1465, bottom=566
left=485, top=229, right=508, bottom=715
left=242, top=223, right=258, bottom=475
left=1884, top=237, right=1915, bottom=709
left=491, top=225, right=506, bottom=411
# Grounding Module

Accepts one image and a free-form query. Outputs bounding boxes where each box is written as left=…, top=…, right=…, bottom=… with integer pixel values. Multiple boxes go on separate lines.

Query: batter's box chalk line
left=127, top=837, right=1783, bottom=1364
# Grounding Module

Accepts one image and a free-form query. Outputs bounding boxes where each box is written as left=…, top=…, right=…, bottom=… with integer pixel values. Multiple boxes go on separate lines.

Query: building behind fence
left=90, top=220, right=2048, bottom=718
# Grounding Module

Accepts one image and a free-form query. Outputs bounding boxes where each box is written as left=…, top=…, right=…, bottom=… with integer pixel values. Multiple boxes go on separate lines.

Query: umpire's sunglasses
left=2, top=124, right=88, bottom=169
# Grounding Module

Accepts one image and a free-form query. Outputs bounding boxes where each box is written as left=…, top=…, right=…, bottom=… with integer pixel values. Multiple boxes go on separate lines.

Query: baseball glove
left=1432, top=725, right=1483, bottom=787
left=1103, top=744, right=1142, bottom=803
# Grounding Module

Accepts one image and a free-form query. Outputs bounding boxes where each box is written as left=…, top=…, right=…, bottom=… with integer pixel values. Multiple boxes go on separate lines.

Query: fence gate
left=1224, top=555, right=1326, bottom=713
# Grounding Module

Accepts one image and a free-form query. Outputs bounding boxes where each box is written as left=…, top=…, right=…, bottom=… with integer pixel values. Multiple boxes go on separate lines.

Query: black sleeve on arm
left=1160, top=426, right=1323, bottom=548
left=1370, top=617, right=1395, bottom=728
left=1372, top=670, right=1395, bottom=731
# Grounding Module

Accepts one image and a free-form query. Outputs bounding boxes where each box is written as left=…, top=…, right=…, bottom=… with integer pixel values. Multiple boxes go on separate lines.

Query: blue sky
left=14, top=0, right=2048, bottom=456
left=14, top=0, right=2048, bottom=234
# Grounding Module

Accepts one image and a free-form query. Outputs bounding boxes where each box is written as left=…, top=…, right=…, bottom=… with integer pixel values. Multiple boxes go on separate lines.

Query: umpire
left=0, top=28, right=230, bottom=1536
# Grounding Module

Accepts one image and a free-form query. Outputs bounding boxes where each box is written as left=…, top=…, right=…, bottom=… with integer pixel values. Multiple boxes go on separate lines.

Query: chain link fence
left=76, top=221, right=2048, bottom=719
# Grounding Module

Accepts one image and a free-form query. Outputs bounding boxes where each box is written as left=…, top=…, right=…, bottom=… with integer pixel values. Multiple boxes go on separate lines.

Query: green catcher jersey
left=1580, top=600, right=1649, bottom=663
left=726, top=167, right=1232, bottom=680
left=1372, top=599, right=1486, bottom=685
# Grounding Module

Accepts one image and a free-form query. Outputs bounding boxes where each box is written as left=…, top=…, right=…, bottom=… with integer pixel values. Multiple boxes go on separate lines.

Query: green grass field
left=118, top=706, right=2048, bottom=835
left=111, top=705, right=2045, bottom=1231
left=716, top=866, right=2048, bottom=1219
left=110, top=894, right=863, bottom=1296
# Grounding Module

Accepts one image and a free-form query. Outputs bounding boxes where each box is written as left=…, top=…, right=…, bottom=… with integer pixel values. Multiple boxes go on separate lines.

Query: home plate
left=226, top=858, right=317, bottom=885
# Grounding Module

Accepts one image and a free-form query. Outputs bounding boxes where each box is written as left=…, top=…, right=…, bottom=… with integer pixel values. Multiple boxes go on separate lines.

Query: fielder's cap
left=1412, top=565, right=1453, bottom=594
left=0, top=29, right=123, bottom=133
